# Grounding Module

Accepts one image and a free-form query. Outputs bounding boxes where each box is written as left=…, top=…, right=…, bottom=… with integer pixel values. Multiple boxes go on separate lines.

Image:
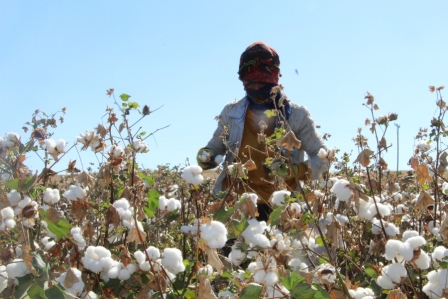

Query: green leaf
left=264, top=109, right=278, bottom=118
left=45, top=284, right=65, bottom=299
left=5, top=178, right=19, bottom=190
left=27, top=282, right=45, bottom=299
left=364, top=265, right=378, bottom=278
left=120, top=94, right=131, bottom=101
left=214, top=203, right=234, bottom=223
left=313, top=284, right=330, bottom=299
left=18, top=172, right=38, bottom=192
left=128, top=101, right=139, bottom=109
left=144, top=189, right=160, bottom=218
left=301, top=211, right=316, bottom=225
left=315, top=236, right=325, bottom=247
left=139, top=173, right=154, bottom=187
left=227, top=217, right=249, bottom=239
left=268, top=206, right=283, bottom=226
left=290, top=283, right=317, bottom=299
left=31, top=252, right=47, bottom=271
left=240, top=283, right=263, bottom=299
left=39, top=209, right=72, bottom=239
left=15, top=274, right=34, bottom=299
left=280, top=272, right=306, bottom=290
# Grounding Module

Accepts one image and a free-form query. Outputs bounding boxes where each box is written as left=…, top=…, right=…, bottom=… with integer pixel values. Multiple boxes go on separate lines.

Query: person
left=197, top=41, right=328, bottom=221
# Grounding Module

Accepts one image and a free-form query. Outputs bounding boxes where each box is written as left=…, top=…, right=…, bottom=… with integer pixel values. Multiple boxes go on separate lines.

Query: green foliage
left=38, top=209, right=72, bottom=239
left=240, top=283, right=263, bottom=299
left=144, top=189, right=160, bottom=218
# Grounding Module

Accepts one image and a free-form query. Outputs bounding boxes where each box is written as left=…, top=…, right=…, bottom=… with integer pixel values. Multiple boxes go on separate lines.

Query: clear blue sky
left=1, top=1, right=447, bottom=173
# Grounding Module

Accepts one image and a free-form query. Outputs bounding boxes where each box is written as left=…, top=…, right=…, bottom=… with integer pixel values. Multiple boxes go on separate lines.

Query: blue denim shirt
left=205, top=96, right=328, bottom=195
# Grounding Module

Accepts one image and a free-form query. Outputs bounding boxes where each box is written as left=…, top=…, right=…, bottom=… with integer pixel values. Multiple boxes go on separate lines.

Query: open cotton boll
left=0, top=266, right=8, bottom=293
left=181, top=165, right=204, bottom=185
left=161, top=248, right=185, bottom=274
left=402, top=230, right=419, bottom=242
left=242, top=193, right=258, bottom=206
left=349, top=287, right=375, bottom=299
left=197, top=264, right=213, bottom=277
left=133, top=139, right=148, bottom=153
left=200, top=220, right=228, bottom=249
left=405, top=236, right=426, bottom=249
left=63, top=184, right=87, bottom=201
left=330, top=179, right=351, bottom=201
left=43, top=188, right=60, bottom=204
left=432, top=246, right=448, bottom=264
left=7, top=190, right=21, bottom=206
left=241, top=219, right=270, bottom=248
left=41, top=236, right=56, bottom=251
left=385, top=240, right=403, bottom=261
left=166, top=198, right=181, bottom=212
left=413, top=250, right=430, bottom=269
left=56, top=268, right=84, bottom=297
left=416, top=140, right=431, bottom=152
left=271, top=190, right=290, bottom=206
left=6, top=259, right=30, bottom=281
left=214, top=155, right=224, bottom=164
left=265, top=285, right=290, bottom=299
left=391, top=192, right=403, bottom=203
left=367, top=202, right=391, bottom=218
left=228, top=242, right=246, bottom=266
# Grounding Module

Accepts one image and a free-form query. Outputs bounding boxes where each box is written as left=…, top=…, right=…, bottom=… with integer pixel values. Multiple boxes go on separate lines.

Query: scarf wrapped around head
left=238, top=42, right=281, bottom=85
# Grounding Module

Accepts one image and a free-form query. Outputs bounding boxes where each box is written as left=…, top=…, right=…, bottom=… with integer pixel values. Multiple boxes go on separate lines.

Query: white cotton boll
left=56, top=268, right=84, bottom=296
left=44, top=139, right=57, bottom=153
left=158, top=196, right=168, bottom=210
left=94, top=246, right=111, bottom=258
left=377, top=275, right=396, bottom=289
left=253, top=270, right=266, bottom=284
left=271, top=190, right=290, bottom=206
left=330, top=179, right=351, bottom=202
left=3, top=218, right=15, bottom=230
left=317, top=148, right=328, bottom=160
left=398, top=242, right=414, bottom=261
left=7, top=190, right=21, bottom=206
left=1, top=207, right=14, bottom=219
left=43, top=188, right=60, bottom=204
left=121, top=209, right=133, bottom=220
left=106, top=264, right=120, bottom=279
left=432, top=246, right=448, bottom=263
left=368, top=202, right=391, bottom=217
left=17, top=196, right=32, bottom=209
left=228, top=243, right=246, bottom=266
left=416, top=140, right=431, bottom=152
left=146, top=246, right=160, bottom=260
left=443, top=182, right=448, bottom=195
left=56, top=139, right=66, bottom=153
left=181, top=165, right=204, bottom=185
left=242, top=193, right=258, bottom=206
left=0, top=265, right=8, bottom=293
left=384, top=263, right=407, bottom=283
left=166, top=198, right=181, bottom=212
left=405, top=236, right=426, bottom=249
left=118, top=268, right=131, bottom=280
left=264, top=272, right=278, bottom=286
left=41, top=237, right=56, bottom=251
left=197, top=264, right=213, bottom=277
left=335, top=214, right=349, bottom=225
left=247, top=262, right=257, bottom=273
left=82, top=291, right=99, bottom=299
left=85, top=246, right=99, bottom=260
left=134, top=251, right=146, bottom=264
left=384, top=223, right=399, bottom=237
left=290, top=202, right=301, bottom=215
left=99, top=257, right=115, bottom=270
left=385, top=240, right=402, bottom=261
left=6, top=259, right=30, bottom=280
left=75, top=185, right=87, bottom=199
left=402, top=230, right=419, bottom=242
left=113, top=198, right=130, bottom=210
left=414, top=250, right=430, bottom=269
left=391, top=192, right=403, bottom=203
left=423, top=283, right=443, bottom=299
left=214, top=155, right=224, bottom=164
left=161, top=248, right=185, bottom=274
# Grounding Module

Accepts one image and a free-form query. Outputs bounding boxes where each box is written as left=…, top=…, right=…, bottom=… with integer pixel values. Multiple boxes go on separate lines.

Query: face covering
left=244, top=83, right=278, bottom=105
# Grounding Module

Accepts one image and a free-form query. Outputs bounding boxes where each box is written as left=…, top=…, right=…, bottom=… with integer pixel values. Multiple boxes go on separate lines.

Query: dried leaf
left=106, top=88, right=115, bottom=96
left=22, top=245, right=37, bottom=275
left=127, top=227, right=147, bottom=244
left=238, top=195, right=259, bottom=218
left=439, top=216, right=448, bottom=241
left=379, top=137, right=387, bottom=150
left=439, top=152, right=448, bottom=173
left=67, top=160, right=80, bottom=173
left=373, top=104, right=379, bottom=110
left=71, top=200, right=90, bottom=220
left=244, top=159, right=257, bottom=171
left=365, top=92, right=374, bottom=105
left=386, top=289, right=407, bottom=299
left=415, top=190, right=435, bottom=216
left=64, top=268, right=80, bottom=289
left=120, top=247, right=132, bottom=267
left=106, top=205, right=121, bottom=229
left=369, top=122, right=376, bottom=134
left=410, top=158, right=432, bottom=186
left=354, top=149, right=374, bottom=167
left=326, top=220, right=342, bottom=248
left=198, top=275, right=219, bottom=299
left=365, top=118, right=371, bottom=126
left=119, top=122, right=126, bottom=133
left=77, top=171, right=94, bottom=188
left=205, top=246, right=224, bottom=273
left=95, top=124, right=109, bottom=138
left=0, top=246, right=15, bottom=263
left=276, top=131, right=301, bottom=151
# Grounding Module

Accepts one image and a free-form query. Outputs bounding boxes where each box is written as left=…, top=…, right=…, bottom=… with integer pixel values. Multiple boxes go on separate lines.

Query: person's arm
left=294, top=107, right=329, bottom=180
left=196, top=106, right=229, bottom=170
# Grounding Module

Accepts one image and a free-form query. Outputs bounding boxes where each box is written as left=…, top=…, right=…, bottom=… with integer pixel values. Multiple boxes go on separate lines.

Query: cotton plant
left=384, top=234, right=430, bottom=269
left=376, top=263, right=407, bottom=289
left=348, top=287, right=375, bottom=299
left=63, top=184, right=88, bottom=201
left=43, top=138, right=66, bottom=160
left=423, top=269, right=448, bottom=299
left=0, top=207, right=16, bottom=231
left=416, top=140, right=431, bottom=152
left=71, top=227, right=87, bottom=249
left=6, top=259, right=30, bottom=284
left=181, top=219, right=227, bottom=249
left=41, top=236, right=56, bottom=251
left=55, top=268, right=85, bottom=297
left=313, top=263, right=337, bottom=285
left=241, top=219, right=270, bottom=250
left=0, top=265, right=8, bottom=293
left=372, top=218, right=399, bottom=237
left=43, top=188, right=61, bottom=204
left=134, top=246, right=160, bottom=271
left=317, top=147, right=336, bottom=161
left=248, top=254, right=279, bottom=287
left=133, top=139, right=148, bottom=153
left=270, top=190, right=291, bottom=206
left=197, top=264, right=213, bottom=277
left=1, top=132, right=20, bottom=149
left=158, top=195, right=181, bottom=212
left=76, top=130, right=105, bottom=152
left=181, top=165, right=204, bottom=185
left=161, top=248, right=185, bottom=275
left=228, top=242, right=247, bottom=266
left=330, top=179, right=352, bottom=202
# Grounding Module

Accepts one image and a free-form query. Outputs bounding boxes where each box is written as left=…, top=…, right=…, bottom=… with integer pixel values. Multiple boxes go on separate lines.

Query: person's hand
left=288, top=162, right=312, bottom=182
left=197, top=148, right=215, bottom=169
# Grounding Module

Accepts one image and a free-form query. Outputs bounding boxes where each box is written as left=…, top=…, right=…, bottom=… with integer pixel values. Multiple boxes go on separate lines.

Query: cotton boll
left=161, top=248, right=185, bottom=274
left=181, top=165, right=204, bottom=185
left=56, top=268, right=84, bottom=296
left=6, top=259, right=30, bottom=280
left=7, top=190, right=21, bottom=206
left=432, top=246, right=448, bottom=264
left=1, top=207, right=14, bottom=219
left=43, top=188, right=61, bottom=204
left=94, top=246, right=111, bottom=259
left=214, top=155, right=224, bottom=164
left=253, top=269, right=266, bottom=284
left=405, top=236, right=426, bottom=249
left=368, top=202, right=391, bottom=218
left=158, top=196, right=168, bottom=210
left=228, top=243, right=246, bottom=266
left=242, top=193, right=258, bottom=206
left=271, top=190, right=291, bottom=206
left=391, top=192, right=403, bottom=203
left=385, top=240, right=402, bottom=261
left=264, top=272, right=278, bottom=286
left=416, top=140, right=431, bottom=152
left=41, top=237, right=56, bottom=251
left=414, top=250, right=430, bottom=269
left=146, top=246, right=160, bottom=260
left=0, top=266, right=8, bottom=293
left=377, top=274, right=396, bottom=289
left=330, top=179, right=351, bottom=201
left=197, top=264, right=213, bottom=277
left=166, top=198, right=181, bottom=212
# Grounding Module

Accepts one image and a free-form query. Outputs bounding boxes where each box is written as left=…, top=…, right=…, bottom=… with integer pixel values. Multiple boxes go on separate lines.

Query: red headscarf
left=238, top=42, right=281, bottom=86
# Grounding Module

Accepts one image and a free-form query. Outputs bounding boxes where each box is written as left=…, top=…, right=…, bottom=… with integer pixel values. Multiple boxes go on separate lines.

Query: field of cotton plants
left=0, top=87, right=447, bottom=299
